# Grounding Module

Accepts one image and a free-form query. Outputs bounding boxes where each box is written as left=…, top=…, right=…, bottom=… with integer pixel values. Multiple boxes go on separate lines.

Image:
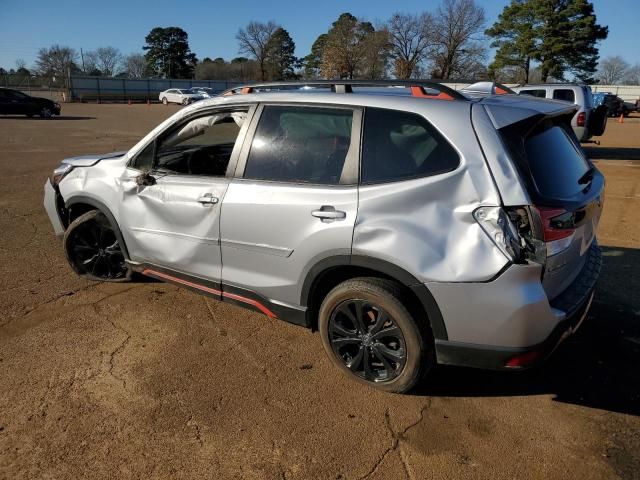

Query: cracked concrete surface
left=1, top=105, right=639, bottom=479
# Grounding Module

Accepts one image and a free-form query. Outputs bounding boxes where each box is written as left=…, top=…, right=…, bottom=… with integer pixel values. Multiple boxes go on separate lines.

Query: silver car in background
left=512, top=83, right=607, bottom=142
left=44, top=80, right=604, bottom=393
left=158, top=88, right=205, bottom=105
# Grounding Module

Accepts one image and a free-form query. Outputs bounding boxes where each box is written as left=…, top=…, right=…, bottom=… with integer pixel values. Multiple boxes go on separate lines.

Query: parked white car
left=159, top=89, right=204, bottom=106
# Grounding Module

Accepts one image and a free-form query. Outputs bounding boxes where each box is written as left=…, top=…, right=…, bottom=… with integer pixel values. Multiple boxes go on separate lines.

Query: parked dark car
left=593, top=92, right=627, bottom=117
left=0, top=88, right=61, bottom=118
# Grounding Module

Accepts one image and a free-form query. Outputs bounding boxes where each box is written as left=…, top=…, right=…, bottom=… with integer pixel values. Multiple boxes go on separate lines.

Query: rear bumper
left=434, top=242, right=602, bottom=370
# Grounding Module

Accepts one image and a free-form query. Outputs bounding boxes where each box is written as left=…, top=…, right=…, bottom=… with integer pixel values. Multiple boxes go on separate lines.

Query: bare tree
left=430, top=0, right=486, bottom=79
left=124, top=53, right=147, bottom=78
left=598, top=55, right=629, bottom=84
left=623, top=64, right=640, bottom=85
left=35, top=45, right=78, bottom=76
left=387, top=12, right=434, bottom=79
left=15, top=59, right=27, bottom=70
left=83, top=50, right=99, bottom=74
left=236, top=21, right=278, bottom=81
left=95, top=47, right=122, bottom=76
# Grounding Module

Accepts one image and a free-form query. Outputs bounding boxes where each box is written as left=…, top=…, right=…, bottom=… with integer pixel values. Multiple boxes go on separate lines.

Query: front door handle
left=197, top=193, right=219, bottom=205
left=311, top=206, right=346, bottom=221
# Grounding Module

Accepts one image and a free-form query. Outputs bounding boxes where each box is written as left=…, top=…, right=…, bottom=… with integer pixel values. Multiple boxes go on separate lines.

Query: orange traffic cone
left=618, top=113, right=624, bottom=124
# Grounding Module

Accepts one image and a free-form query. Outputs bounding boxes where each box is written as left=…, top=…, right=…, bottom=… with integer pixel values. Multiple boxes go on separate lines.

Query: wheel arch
left=301, top=255, right=448, bottom=340
left=65, top=195, right=130, bottom=260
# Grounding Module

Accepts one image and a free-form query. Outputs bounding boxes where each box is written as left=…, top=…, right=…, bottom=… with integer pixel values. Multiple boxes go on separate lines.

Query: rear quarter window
left=361, top=108, right=459, bottom=184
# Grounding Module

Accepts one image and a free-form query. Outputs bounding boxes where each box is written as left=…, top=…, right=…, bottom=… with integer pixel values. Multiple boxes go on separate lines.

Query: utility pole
left=80, top=48, right=86, bottom=73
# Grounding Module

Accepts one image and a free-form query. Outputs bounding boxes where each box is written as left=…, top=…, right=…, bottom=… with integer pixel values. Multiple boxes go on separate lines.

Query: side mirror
left=136, top=172, right=156, bottom=186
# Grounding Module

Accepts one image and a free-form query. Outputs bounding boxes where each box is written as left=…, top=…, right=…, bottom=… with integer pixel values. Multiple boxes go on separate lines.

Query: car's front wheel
left=161, top=97, right=168, bottom=105
left=319, top=278, right=433, bottom=393
left=39, top=107, right=53, bottom=118
left=63, top=210, right=131, bottom=282
left=182, top=98, right=189, bottom=106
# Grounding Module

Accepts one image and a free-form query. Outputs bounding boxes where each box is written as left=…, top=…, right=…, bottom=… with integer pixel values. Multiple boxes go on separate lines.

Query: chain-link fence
left=1, top=74, right=67, bottom=101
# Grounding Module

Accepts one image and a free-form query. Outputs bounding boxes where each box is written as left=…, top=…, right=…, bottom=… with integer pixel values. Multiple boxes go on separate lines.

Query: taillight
left=534, top=206, right=576, bottom=256
left=577, top=111, right=586, bottom=127
left=473, top=206, right=523, bottom=262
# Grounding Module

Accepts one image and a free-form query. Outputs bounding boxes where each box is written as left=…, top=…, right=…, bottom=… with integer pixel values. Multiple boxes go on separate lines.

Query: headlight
left=51, top=163, right=74, bottom=186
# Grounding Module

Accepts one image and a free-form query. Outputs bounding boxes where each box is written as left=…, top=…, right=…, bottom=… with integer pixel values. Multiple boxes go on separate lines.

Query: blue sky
left=0, top=0, right=638, bottom=70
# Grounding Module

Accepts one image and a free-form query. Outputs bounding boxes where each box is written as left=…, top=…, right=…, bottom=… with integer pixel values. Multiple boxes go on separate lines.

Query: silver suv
left=44, top=81, right=604, bottom=393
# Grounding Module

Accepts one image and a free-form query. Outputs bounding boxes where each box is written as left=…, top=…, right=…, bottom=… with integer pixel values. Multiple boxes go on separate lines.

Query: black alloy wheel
left=319, top=278, right=432, bottom=393
left=328, top=299, right=407, bottom=382
left=63, top=210, right=130, bottom=282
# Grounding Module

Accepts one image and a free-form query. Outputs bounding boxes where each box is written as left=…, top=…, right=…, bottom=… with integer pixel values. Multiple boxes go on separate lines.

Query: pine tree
left=486, top=0, right=607, bottom=82
left=265, top=27, right=299, bottom=80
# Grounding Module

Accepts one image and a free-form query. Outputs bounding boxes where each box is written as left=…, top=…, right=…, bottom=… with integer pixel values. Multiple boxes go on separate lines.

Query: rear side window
left=525, top=125, right=590, bottom=199
left=520, top=89, right=547, bottom=98
left=244, top=105, right=353, bottom=184
left=552, top=89, right=576, bottom=103
left=361, top=108, right=459, bottom=184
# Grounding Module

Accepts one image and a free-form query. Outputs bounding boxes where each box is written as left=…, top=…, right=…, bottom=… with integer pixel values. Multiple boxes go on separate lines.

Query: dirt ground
left=0, top=104, right=638, bottom=480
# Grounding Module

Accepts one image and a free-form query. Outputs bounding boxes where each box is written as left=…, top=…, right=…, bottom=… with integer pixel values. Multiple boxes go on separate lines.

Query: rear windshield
left=524, top=125, right=590, bottom=199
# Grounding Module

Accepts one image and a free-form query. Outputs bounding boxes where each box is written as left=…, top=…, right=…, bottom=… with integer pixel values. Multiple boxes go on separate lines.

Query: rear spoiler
left=461, top=82, right=515, bottom=97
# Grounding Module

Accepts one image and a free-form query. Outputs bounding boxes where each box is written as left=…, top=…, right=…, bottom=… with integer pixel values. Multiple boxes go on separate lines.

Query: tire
left=39, top=107, right=53, bottom=118
left=319, top=277, right=434, bottom=393
left=182, top=98, right=189, bottom=106
left=63, top=210, right=131, bottom=282
left=162, top=97, right=168, bottom=105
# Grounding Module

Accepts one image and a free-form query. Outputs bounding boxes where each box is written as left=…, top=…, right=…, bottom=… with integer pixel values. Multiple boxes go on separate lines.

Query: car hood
left=61, top=151, right=127, bottom=167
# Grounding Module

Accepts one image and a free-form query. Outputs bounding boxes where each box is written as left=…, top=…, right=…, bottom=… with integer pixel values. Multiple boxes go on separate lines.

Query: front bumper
left=434, top=243, right=602, bottom=370
left=43, top=178, right=65, bottom=236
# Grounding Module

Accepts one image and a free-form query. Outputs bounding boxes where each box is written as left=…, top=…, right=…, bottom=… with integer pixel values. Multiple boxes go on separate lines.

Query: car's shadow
left=415, top=245, right=640, bottom=416
left=584, top=147, right=640, bottom=160
left=0, top=116, right=95, bottom=121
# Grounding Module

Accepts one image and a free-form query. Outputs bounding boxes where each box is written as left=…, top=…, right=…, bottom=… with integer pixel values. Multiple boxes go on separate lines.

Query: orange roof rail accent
left=240, top=87, right=253, bottom=94
left=410, top=85, right=455, bottom=101
left=495, top=86, right=509, bottom=95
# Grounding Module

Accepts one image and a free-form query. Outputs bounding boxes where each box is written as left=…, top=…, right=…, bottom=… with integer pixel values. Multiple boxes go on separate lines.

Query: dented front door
left=118, top=170, right=228, bottom=282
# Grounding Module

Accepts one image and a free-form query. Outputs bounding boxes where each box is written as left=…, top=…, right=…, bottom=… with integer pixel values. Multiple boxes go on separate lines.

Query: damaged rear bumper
left=43, top=178, right=65, bottom=236
left=433, top=242, right=602, bottom=370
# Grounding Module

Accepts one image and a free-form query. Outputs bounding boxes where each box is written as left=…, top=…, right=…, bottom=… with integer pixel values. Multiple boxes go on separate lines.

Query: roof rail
left=220, top=80, right=469, bottom=101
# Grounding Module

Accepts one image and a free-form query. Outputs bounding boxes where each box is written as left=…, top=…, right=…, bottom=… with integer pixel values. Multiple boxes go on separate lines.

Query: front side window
left=243, top=105, right=353, bottom=184
left=152, top=109, right=247, bottom=176
left=361, top=108, right=459, bottom=184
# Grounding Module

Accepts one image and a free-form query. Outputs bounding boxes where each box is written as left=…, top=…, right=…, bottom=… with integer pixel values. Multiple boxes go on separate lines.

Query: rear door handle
left=197, top=193, right=219, bottom=205
left=311, top=206, right=346, bottom=221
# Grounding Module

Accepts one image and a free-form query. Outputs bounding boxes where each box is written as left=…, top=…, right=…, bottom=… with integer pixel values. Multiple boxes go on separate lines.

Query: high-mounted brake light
left=577, top=111, right=586, bottom=127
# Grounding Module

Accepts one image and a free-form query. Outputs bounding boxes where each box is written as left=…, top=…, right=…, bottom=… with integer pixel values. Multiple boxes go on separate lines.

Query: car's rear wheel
left=319, top=278, right=433, bottom=393
left=162, top=97, right=168, bottom=105
left=63, top=210, right=131, bottom=282
left=39, top=107, right=53, bottom=118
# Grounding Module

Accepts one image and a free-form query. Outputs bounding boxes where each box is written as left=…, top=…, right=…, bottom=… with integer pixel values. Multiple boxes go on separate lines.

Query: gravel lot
left=0, top=104, right=638, bottom=480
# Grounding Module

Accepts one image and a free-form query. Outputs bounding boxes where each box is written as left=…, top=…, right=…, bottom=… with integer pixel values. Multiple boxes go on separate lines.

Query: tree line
left=4, top=0, right=634, bottom=85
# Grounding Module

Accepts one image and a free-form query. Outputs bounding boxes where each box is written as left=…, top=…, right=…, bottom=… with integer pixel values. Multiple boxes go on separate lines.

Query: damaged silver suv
left=44, top=81, right=604, bottom=393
